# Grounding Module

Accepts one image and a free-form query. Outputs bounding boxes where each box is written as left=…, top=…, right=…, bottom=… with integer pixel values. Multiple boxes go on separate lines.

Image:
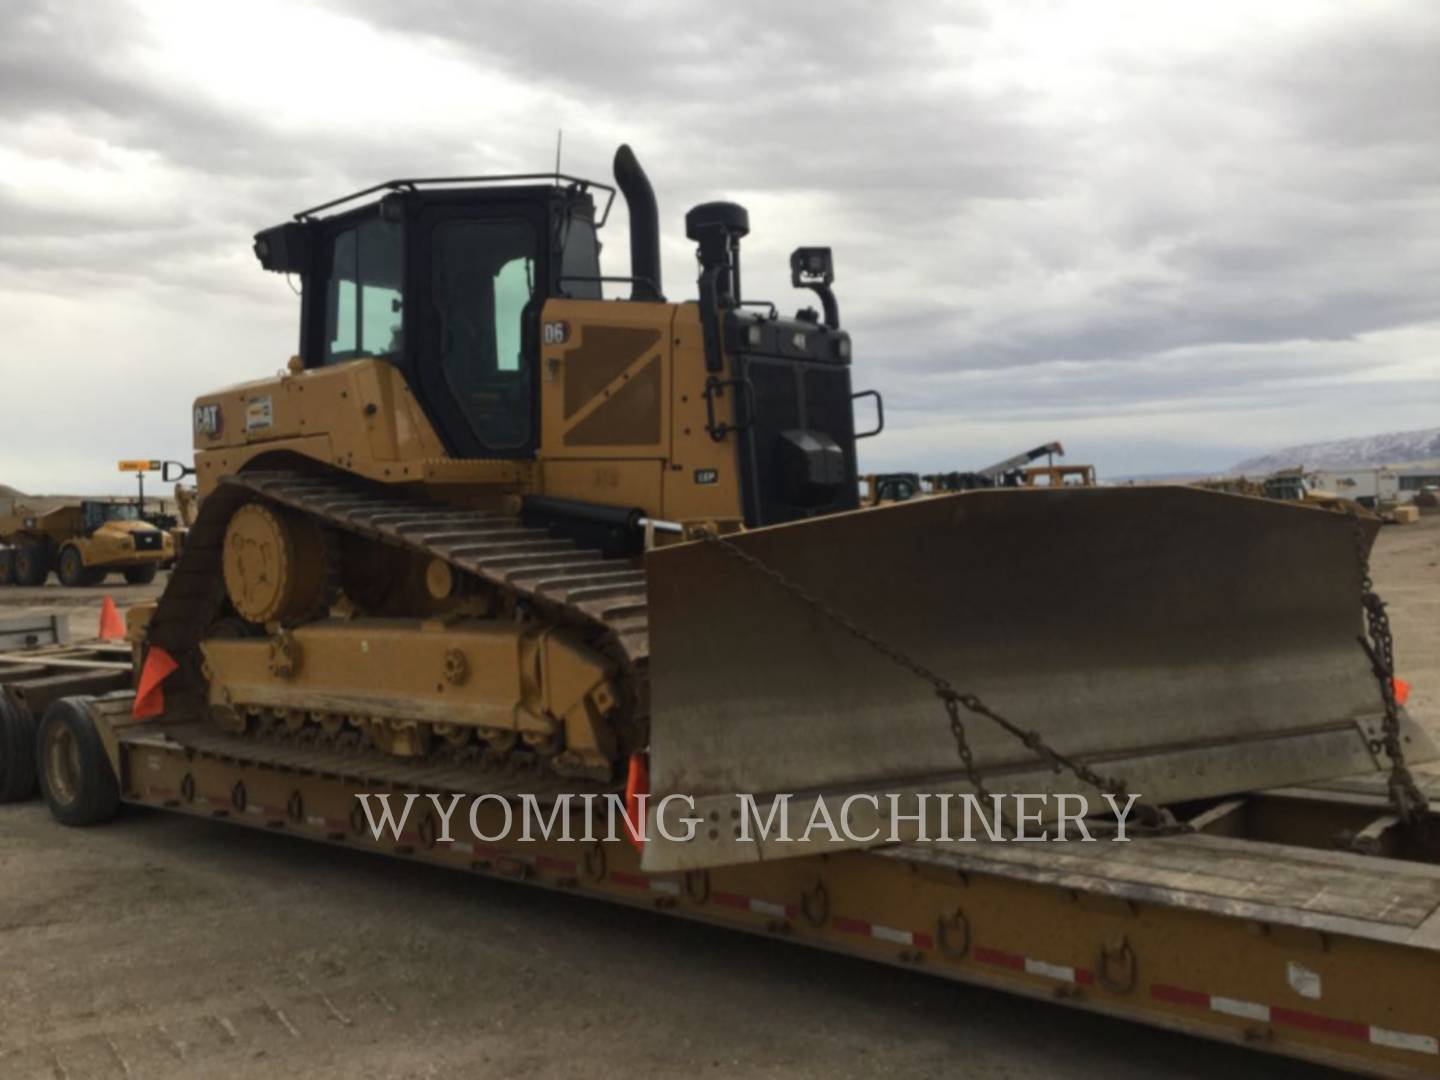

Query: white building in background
left=1307, top=461, right=1440, bottom=505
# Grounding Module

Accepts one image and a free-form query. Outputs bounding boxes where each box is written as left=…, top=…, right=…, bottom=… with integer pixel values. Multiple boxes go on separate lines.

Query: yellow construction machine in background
left=1019, top=462, right=1096, bottom=487
left=859, top=440, right=1096, bottom=505
left=0, top=500, right=172, bottom=586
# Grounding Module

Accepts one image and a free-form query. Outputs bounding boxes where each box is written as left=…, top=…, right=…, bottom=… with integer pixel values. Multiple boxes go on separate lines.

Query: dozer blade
left=639, top=487, right=1435, bottom=871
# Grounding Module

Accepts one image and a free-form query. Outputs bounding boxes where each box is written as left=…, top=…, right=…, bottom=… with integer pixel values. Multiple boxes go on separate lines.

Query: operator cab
left=254, top=173, right=609, bottom=461
left=81, top=501, right=139, bottom=533
left=252, top=146, right=873, bottom=528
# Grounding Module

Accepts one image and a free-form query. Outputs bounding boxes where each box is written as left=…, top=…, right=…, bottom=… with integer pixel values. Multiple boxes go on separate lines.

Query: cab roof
left=293, top=172, right=616, bottom=223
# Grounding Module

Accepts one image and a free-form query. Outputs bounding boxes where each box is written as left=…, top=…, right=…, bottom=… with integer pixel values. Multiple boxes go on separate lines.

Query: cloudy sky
left=2, top=0, right=1437, bottom=494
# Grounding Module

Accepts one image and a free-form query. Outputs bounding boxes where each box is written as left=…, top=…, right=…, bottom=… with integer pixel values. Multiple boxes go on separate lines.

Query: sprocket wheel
left=222, top=501, right=336, bottom=624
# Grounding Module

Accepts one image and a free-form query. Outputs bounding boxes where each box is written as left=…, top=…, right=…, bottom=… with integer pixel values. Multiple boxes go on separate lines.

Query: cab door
left=410, top=202, right=548, bottom=459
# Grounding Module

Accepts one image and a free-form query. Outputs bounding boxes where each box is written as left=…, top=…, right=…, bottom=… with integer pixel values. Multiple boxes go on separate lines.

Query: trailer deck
left=4, top=609, right=1439, bottom=1078
left=0, top=638, right=132, bottom=716
left=74, top=694, right=1437, bottom=1079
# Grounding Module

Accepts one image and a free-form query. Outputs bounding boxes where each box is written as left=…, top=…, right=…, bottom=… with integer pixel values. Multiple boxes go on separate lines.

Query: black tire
left=0, top=546, right=14, bottom=584
left=57, top=546, right=102, bottom=587
left=12, top=541, right=50, bottom=586
left=0, top=696, right=38, bottom=802
left=123, top=564, right=158, bottom=585
left=35, top=697, right=120, bottom=826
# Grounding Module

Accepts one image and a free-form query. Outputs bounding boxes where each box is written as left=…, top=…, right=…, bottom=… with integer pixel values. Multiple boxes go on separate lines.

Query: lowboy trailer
left=2, top=645, right=1439, bottom=1078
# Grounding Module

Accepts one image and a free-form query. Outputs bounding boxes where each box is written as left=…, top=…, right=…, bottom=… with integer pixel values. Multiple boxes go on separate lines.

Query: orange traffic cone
left=132, top=646, right=178, bottom=719
left=98, top=596, right=125, bottom=641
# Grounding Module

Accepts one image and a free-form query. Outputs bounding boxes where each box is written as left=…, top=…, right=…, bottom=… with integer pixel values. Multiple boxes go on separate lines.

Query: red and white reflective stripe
left=611, top=871, right=680, bottom=896
left=711, top=891, right=795, bottom=919
left=1151, top=984, right=1438, bottom=1057
left=832, top=915, right=934, bottom=949
left=974, top=946, right=1094, bottom=985
left=1372, top=1027, right=1440, bottom=1056
left=454, top=842, right=512, bottom=860
left=1211, top=996, right=1270, bottom=1022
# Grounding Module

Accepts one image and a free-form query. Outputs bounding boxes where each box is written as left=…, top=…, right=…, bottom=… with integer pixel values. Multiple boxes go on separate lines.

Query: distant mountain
left=1231, top=427, right=1440, bottom=475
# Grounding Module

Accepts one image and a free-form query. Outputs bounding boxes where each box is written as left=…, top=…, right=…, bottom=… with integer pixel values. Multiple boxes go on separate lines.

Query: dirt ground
left=1, top=515, right=1437, bottom=1079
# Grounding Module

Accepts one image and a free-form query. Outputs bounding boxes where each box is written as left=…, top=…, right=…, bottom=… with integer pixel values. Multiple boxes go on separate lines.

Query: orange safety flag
left=132, top=646, right=179, bottom=719
left=1394, top=677, right=1411, bottom=707
left=623, top=750, right=650, bottom=850
left=98, top=596, right=125, bottom=641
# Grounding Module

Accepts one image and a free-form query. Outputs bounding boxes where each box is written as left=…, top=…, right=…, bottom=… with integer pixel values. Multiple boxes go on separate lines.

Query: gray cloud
left=331, top=0, right=1066, bottom=202
left=0, top=0, right=1437, bottom=493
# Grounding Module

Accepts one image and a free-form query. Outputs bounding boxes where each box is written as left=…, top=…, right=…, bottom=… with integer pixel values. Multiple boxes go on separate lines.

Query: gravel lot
left=1, top=513, right=1435, bottom=1079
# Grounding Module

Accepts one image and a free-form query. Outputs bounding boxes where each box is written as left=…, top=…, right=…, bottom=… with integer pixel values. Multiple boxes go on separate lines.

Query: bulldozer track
left=145, top=468, right=651, bottom=762
left=148, top=469, right=650, bottom=664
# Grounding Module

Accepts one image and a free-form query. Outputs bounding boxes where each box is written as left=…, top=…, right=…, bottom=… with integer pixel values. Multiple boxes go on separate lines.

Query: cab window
left=559, top=213, right=602, bottom=299
left=325, top=218, right=403, bottom=364
left=431, top=219, right=538, bottom=451
left=83, top=503, right=138, bottom=532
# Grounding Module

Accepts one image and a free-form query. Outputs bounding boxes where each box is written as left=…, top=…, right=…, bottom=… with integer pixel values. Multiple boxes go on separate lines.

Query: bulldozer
left=0, top=501, right=173, bottom=587
left=139, top=145, right=1427, bottom=872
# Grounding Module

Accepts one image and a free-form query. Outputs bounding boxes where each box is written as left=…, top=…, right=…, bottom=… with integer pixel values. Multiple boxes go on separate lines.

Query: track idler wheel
left=222, top=502, right=334, bottom=624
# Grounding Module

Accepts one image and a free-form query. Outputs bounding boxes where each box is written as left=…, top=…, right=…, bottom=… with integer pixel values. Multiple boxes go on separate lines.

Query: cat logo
left=694, top=468, right=719, bottom=485
left=194, top=403, right=222, bottom=437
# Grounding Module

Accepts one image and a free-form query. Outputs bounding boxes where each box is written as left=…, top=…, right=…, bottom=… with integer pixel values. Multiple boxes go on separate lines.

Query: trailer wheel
left=57, top=546, right=102, bottom=588
left=36, top=698, right=120, bottom=826
left=0, top=696, right=38, bottom=802
left=0, top=546, right=14, bottom=585
left=12, top=541, right=50, bottom=586
left=123, top=564, right=158, bottom=586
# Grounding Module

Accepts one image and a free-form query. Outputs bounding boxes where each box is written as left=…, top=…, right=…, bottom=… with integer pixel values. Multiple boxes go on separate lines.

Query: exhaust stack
left=613, top=144, right=663, bottom=302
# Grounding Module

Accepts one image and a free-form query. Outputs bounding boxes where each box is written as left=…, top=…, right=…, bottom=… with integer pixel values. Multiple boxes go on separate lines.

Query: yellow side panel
left=539, top=299, right=743, bottom=524
left=539, top=299, right=673, bottom=462
left=190, top=359, right=454, bottom=495
left=661, top=304, right=743, bottom=525
left=540, top=459, right=665, bottom=515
